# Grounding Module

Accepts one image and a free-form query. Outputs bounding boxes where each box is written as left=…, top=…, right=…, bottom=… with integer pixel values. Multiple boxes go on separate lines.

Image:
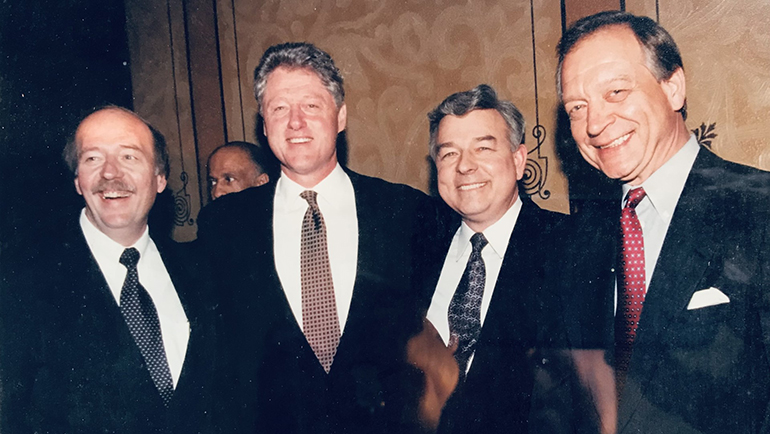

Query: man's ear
left=513, top=144, right=528, bottom=181
left=255, top=173, right=269, bottom=187
left=337, top=103, right=347, bottom=133
left=661, top=67, right=686, bottom=112
left=156, top=175, right=168, bottom=193
left=75, top=177, right=83, bottom=196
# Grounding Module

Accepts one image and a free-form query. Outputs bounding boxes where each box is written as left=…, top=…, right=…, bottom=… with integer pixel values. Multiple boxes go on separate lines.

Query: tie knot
left=119, top=247, right=140, bottom=269
left=470, top=232, right=488, bottom=254
left=625, top=187, right=646, bottom=209
left=300, top=190, right=319, bottom=208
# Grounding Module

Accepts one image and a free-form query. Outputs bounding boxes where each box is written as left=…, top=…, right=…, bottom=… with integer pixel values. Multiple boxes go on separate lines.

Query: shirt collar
left=454, top=196, right=522, bottom=262
left=622, top=134, right=700, bottom=224
left=275, top=163, right=349, bottom=210
left=79, top=208, right=151, bottom=263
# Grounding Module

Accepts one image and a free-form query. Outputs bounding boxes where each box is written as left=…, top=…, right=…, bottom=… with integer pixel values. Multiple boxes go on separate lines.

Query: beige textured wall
left=125, top=0, right=770, bottom=240
left=217, top=0, right=570, bottom=213
left=627, top=0, right=770, bottom=170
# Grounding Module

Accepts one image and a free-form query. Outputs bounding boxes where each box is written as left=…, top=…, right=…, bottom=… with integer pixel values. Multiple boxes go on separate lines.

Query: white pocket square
left=687, top=287, right=730, bottom=310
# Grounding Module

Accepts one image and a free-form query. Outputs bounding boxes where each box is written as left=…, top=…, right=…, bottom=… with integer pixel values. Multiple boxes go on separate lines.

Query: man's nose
left=586, top=103, right=613, bottom=138
left=288, top=106, right=306, bottom=130
left=456, top=151, right=477, bottom=174
left=101, top=156, right=122, bottom=179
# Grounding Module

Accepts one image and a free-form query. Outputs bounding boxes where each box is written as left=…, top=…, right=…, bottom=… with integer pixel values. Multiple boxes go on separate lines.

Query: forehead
left=76, top=109, right=153, bottom=153
left=561, top=26, right=648, bottom=90
left=210, top=147, right=252, bottom=168
left=263, top=66, right=331, bottom=101
left=437, top=109, right=508, bottom=141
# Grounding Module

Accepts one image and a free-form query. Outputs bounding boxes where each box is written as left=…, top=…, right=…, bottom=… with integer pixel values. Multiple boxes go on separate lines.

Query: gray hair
left=62, top=105, right=170, bottom=178
left=556, top=11, right=686, bottom=120
left=427, top=84, right=525, bottom=160
left=253, top=42, right=345, bottom=114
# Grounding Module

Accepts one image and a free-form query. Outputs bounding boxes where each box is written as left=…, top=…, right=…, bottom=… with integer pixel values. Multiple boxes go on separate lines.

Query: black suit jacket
left=1, top=217, right=223, bottom=434
left=197, top=170, right=436, bottom=434
left=572, top=146, right=770, bottom=434
left=429, top=199, right=591, bottom=434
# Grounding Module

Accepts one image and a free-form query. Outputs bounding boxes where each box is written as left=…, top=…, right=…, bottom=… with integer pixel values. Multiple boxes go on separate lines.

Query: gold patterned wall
left=217, top=0, right=569, bottom=214
left=627, top=0, right=770, bottom=170
left=125, top=0, right=770, bottom=240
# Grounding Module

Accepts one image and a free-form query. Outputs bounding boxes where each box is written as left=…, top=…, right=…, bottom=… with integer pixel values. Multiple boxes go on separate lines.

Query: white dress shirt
left=273, top=164, right=359, bottom=333
left=427, top=197, right=523, bottom=362
left=617, top=135, right=700, bottom=304
left=80, top=209, right=190, bottom=387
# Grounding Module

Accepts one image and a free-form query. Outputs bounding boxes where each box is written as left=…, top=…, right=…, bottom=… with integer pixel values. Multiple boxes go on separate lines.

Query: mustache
left=91, top=179, right=136, bottom=194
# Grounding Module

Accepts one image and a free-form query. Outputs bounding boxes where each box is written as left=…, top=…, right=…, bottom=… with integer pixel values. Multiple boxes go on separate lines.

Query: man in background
left=207, top=140, right=272, bottom=200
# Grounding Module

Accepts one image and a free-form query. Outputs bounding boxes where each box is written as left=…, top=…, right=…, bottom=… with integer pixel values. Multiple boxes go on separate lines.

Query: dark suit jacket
left=1, top=216, right=223, bottom=434
left=429, top=199, right=592, bottom=434
left=196, top=170, right=436, bottom=434
left=571, top=146, right=770, bottom=434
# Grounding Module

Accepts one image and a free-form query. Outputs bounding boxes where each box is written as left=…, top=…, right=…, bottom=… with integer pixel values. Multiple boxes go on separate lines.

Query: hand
left=406, top=318, right=459, bottom=431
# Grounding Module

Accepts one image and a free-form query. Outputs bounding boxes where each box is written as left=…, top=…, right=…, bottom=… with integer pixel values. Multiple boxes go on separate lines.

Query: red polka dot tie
left=300, top=190, right=341, bottom=373
left=119, top=248, right=174, bottom=406
left=615, top=187, right=647, bottom=390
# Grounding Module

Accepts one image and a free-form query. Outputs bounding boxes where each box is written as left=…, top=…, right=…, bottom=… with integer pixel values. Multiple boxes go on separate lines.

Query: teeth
left=288, top=137, right=311, bottom=144
left=102, top=191, right=130, bottom=199
left=458, top=182, right=486, bottom=191
left=600, top=133, right=631, bottom=150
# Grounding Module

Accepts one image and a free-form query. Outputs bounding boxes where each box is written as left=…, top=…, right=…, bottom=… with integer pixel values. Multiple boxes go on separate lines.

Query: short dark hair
left=427, top=84, right=525, bottom=160
left=253, top=42, right=345, bottom=114
left=63, top=105, right=170, bottom=178
left=556, top=11, right=686, bottom=119
left=207, top=141, right=274, bottom=176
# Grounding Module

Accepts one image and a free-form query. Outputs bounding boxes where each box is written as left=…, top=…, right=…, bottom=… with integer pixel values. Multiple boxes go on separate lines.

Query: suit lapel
left=618, top=150, right=721, bottom=428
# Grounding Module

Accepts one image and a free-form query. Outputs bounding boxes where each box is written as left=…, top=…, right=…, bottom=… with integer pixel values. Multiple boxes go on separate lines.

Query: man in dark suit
left=424, top=84, right=588, bottom=433
left=1, top=106, right=222, bottom=433
left=197, top=42, right=440, bottom=433
left=558, top=11, right=770, bottom=433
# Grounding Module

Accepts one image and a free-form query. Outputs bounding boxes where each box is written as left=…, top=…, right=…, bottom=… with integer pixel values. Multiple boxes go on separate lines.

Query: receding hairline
left=74, top=107, right=153, bottom=146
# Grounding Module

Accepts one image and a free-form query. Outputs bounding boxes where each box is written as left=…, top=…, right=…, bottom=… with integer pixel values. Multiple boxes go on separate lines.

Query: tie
left=119, top=248, right=174, bottom=406
left=300, top=190, right=341, bottom=373
left=448, top=232, right=488, bottom=376
left=615, top=187, right=647, bottom=390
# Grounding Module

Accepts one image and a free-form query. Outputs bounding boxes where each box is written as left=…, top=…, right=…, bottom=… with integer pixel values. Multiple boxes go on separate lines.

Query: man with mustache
left=1, top=106, right=223, bottom=433
left=558, top=11, right=770, bottom=433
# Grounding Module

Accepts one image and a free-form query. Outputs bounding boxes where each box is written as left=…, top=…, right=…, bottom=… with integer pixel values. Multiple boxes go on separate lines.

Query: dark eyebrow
left=474, top=135, right=496, bottom=142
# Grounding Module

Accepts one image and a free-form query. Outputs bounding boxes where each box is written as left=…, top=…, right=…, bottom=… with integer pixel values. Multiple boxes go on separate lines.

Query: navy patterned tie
left=119, top=248, right=174, bottom=406
left=300, top=190, right=341, bottom=373
left=448, top=232, right=488, bottom=375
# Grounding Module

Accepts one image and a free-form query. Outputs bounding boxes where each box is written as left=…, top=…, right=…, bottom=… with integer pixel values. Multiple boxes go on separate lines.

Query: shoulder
left=196, top=182, right=275, bottom=236
left=346, top=169, right=428, bottom=202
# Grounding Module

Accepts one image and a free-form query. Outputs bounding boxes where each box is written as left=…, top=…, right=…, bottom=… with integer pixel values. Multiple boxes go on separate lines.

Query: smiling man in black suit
left=558, top=11, right=770, bottom=434
left=423, top=84, right=584, bottom=433
left=1, top=106, right=221, bottom=433
left=197, top=42, right=439, bottom=434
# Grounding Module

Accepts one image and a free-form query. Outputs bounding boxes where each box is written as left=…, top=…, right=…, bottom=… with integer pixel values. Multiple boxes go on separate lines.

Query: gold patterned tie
left=300, top=190, right=341, bottom=373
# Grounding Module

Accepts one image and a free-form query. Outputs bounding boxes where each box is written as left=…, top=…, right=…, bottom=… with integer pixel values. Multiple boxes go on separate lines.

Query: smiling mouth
left=288, top=137, right=311, bottom=144
left=598, top=132, right=632, bottom=150
left=458, top=182, right=487, bottom=191
left=101, top=191, right=132, bottom=200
